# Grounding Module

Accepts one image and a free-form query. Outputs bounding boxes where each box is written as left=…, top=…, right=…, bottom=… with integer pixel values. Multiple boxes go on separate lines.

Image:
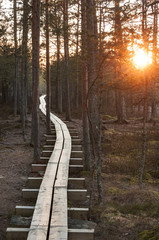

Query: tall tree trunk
left=86, top=0, right=103, bottom=206
left=76, top=1, right=80, bottom=109
left=139, top=71, right=147, bottom=189
left=21, top=0, right=29, bottom=141
left=13, top=0, right=18, bottom=117
left=81, top=0, right=91, bottom=171
left=46, top=0, right=51, bottom=134
left=54, top=2, right=62, bottom=114
left=114, top=0, right=126, bottom=123
left=115, top=89, right=126, bottom=123
left=142, top=0, right=148, bottom=50
left=151, top=2, right=158, bottom=119
left=57, top=33, right=62, bottom=113
left=32, top=0, right=40, bottom=162
left=63, top=0, right=71, bottom=121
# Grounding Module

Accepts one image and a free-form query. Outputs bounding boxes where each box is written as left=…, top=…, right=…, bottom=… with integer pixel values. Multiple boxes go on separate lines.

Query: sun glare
left=133, top=49, right=152, bottom=69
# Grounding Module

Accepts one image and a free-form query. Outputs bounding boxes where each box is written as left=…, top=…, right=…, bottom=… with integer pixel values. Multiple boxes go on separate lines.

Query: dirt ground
left=0, top=113, right=46, bottom=240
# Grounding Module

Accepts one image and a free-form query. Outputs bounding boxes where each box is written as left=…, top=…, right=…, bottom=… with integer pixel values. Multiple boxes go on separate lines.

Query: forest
left=1, top=0, right=159, bottom=239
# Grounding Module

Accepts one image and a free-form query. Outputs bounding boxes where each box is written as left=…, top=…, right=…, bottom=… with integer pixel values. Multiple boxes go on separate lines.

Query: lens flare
left=133, top=49, right=152, bottom=69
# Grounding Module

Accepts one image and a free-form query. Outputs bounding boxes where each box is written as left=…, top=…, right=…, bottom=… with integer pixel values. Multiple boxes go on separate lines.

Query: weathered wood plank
left=16, top=206, right=35, bottom=217
left=68, top=229, right=94, bottom=240
left=68, top=208, right=88, bottom=220
left=71, top=151, right=83, bottom=158
left=6, top=228, right=29, bottom=240
left=31, top=164, right=47, bottom=172
left=68, top=178, right=85, bottom=188
left=27, top=177, right=42, bottom=188
left=49, top=227, right=67, bottom=240
left=68, top=189, right=87, bottom=202
left=70, top=158, right=83, bottom=165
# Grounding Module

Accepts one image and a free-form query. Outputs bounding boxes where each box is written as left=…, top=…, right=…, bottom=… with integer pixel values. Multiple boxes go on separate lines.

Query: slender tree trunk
left=31, top=0, right=40, bottom=162
left=139, top=71, right=147, bottom=189
left=76, top=2, right=80, bottom=109
left=21, top=0, right=29, bottom=141
left=86, top=0, right=103, bottom=206
left=114, top=0, right=126, bottom=123
left=13, top=0, right=18, bottom=117
left=63, top=0, right=71, bottom=121
left=151, top=2, right=158, bottom=120
left=46, top=0, right=51, bottom=134
left=115, top=89, right=126, bottom=123
left=81, top=0, right=91, bottom=171
left=142, top=0, right=148, bottom=50
left=57, top=33, right=62, bottom=113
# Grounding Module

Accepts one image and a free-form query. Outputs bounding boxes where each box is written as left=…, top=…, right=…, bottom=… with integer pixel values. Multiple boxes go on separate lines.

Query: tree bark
left=75, top=1, right=80, bottom=109
left=31, top=0, right=40, bottom=162
left=21, top=0, right=29, bottom=141
left=139, top=71, right=147, bottom=189
left=86, top=0, right=103, bottom=205
left=56, top=33, right=62, bottom=113
left=114, top=0, right=126, bottom=123
left=81, top=0, right=91, bottom=171
left=13, top=0, right=18, bottom=118
left=63, top=0, right=71, bottom=121
left=151, top=2, right=158, bottom=120
left=46, top=0, right=51, bottom=134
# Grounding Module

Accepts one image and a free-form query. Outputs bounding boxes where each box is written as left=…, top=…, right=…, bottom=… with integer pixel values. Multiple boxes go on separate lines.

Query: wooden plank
left=42, top=150, right=52, bottom=157
left=49, top=227, right=67, bottom=240
left=68, top=208, right=88, bottom=220
left=68, top=229, right=94, bottom=240
left=28, top=226, right=48, bottom=240
left=43, top=145, right=54, bottom=150
left=50, top=187, right=67, bottom=227
left=70, top=158, right=83, bottom=165
left=27, top=177, right=43, bottom=188
left=72, top=139, right=82, bottom=145
left=68, top=189, right=87, bottom=202
left=46, top=139, right=56, bottom=144
left=39, top=157, right=49, bottom=164
left=22, top=189, right=39, bottom=199
left=16, top=206, right=35, bottom=217
left=29, top=188, right=53, bottom=227
left=6, top=228, right=29, bottom=240
left=31, top=164, right=47, bottom=172
left=72, top=145, right=82, bottom=151
left=49, top=187, right=68, bottom=239
left=69, top=165, right=83, bottom=174
left=68, top=178, right=85, bottom=188
left=71, top=151, right=83, bottom=158
left=54, top=163, right=69, bottom=188
left=49, top=149, right=62, bottom=164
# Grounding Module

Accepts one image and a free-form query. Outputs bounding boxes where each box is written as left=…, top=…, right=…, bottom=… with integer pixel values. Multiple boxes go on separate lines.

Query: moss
left=148, top=140, right=159, bottom=147
left=108, top=187, right=126, bottom=195
left=131, top=172, right=153, bottom=184
left=118, top=201, right=159, bottom=218
left=81, top=171, right=91, bottom=177
left=138, top=225, right=159, bottom=240
left=102, top=115, right=117, bottom=120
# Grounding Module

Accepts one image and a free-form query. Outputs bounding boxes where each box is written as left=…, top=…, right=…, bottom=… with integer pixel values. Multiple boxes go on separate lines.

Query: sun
left=133, top=49, right=152, bottom=69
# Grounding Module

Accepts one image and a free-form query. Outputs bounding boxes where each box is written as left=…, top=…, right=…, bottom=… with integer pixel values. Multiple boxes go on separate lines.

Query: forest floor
left=92, top=115, right=159, bottom=240
left=1, top=107, right=159, bottom=240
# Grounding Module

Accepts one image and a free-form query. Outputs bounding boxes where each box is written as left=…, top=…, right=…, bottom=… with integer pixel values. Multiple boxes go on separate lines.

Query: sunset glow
left=133, top=49, right=152, bottom=69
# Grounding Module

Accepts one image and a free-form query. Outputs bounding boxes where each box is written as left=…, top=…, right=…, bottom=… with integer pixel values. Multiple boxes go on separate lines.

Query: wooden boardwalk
left=6, top=95, right=94, bottom=240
